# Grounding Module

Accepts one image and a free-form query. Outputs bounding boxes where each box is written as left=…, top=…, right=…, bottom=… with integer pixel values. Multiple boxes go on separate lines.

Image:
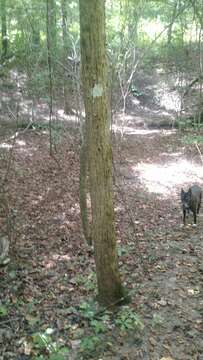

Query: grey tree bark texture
left=79, top=0, right=126, bottom=306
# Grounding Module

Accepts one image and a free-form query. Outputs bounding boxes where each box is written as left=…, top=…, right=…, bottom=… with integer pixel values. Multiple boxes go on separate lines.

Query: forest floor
left=0, top=81, right=203, bottom=359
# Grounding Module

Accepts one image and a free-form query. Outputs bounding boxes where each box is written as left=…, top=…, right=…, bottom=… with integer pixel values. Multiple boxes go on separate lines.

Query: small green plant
left=77, top=301, right=109, bottom=356
left=130, top=85, right=144, bottom=97
left=80, top=335, right=100, bottom=353
left=90, top=319, right=107, bottom=334
left=73, top=274, right=86, bottom=286
left=178, top=118, right=194, bottom=129
left=48, top=347, right=69, bottom=360
left=34, top=347, right=69, bottom=360
left=0, top=304, right=8, bottom=316
left=115, top=306, right=144, bottom=332
left=32, top=330, right=53, bottom=351
left=79, top=301, right=97, bottom=319
left=84, top=272, right=97, bottom=291
left=117, top=244, right=129, bottom=257
left=32, top=329, right=69, bottom=359
left=151, top=313, right=164, bottom=327
left=78, top=301, right=110, bottom=334
left=183, top=134, right=203, bottom=145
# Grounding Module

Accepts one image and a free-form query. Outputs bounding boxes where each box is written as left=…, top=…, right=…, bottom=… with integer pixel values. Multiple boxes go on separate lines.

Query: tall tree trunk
left=167, top=0, right=178, bottom=47
left=49, top=0, right=57, bottom=56
left=61, top=0, right=73, bottom=114
left=1, top=0, right=8, bottom=60
left=79, top=0, right=125, bottom=306
left=32, top=28, right=40, bottom=49
left=46, top=0, right=54, bottom=155
left=79, top=122, right=92, bottom=246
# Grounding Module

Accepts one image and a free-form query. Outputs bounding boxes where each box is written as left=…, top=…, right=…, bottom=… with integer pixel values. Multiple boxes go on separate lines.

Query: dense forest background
left=0, top=0, right=202, bottom=128
left=0, top=1, right=203, bottom=359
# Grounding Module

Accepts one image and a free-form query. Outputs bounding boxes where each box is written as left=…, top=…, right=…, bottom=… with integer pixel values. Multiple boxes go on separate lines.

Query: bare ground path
left=113, top=127, right=203, bottom=360
left=0, top=119, right=203, bottom=359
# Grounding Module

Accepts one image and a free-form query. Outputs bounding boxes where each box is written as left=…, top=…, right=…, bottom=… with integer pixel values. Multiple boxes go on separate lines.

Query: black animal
left=181, top=185, right=202, bottom=225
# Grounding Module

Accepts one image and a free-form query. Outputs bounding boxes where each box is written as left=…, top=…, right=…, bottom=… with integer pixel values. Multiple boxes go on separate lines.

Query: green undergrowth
left=182, top=134, right=203, bottom=145
left=0, top=271, right=144, bottom=359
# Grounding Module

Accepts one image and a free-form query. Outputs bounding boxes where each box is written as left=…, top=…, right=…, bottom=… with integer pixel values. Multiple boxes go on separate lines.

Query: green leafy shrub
left=115, top=306, right=144, bottom=332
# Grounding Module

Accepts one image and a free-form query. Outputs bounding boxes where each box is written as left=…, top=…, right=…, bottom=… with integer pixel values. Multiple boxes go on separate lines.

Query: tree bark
left=46, top=0, right=54, bottom=155
left=1, top=0, right=8, bottom=60
left=79, top=0, right=125, bottom=306
left=79, top=122, right=92, bottom=246
left=167, top=0, right=178, bottom=46
left=61, top=0, right=73, bottom=114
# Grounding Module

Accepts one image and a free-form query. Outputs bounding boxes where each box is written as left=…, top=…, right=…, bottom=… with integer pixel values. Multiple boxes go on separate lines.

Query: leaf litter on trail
left=0, top=127, right=203, bottom=359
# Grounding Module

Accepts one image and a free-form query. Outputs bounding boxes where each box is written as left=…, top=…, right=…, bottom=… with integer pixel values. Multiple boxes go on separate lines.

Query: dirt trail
left=0, top=121, right=203, bottom=359
left=113, top=127, right=203, bottom=360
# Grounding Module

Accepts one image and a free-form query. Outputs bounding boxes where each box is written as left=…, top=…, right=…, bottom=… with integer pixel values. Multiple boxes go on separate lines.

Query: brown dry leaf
left=149, top=337, right=156, bottom=346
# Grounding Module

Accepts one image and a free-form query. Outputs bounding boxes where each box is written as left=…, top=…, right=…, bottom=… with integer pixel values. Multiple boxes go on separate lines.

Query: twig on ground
left=195, top=142, right=203, bottom=165
left=0, top=317, right=21, bottom=326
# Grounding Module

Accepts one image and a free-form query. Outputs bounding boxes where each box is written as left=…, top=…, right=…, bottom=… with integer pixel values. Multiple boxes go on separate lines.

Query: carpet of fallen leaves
left=0, top=121, right=203, bottom=360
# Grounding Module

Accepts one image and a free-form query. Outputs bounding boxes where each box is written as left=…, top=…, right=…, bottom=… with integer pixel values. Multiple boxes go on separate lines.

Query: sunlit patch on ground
left=52, top=254, right=71, bottom=261
left=16, top=139, right=26, bottom=146
left=133, top=159, right=203, bottom=196
left=161, top=152, right=182, bottom=158
left=0, top=137, right=35, bottom=155
left=0, top=142, right=12, bottom=149
left=57, top=108, right=85, bottom=122
left=155, top=84, right=181, bottom=112
left=113, top=125, right=168, bottom=136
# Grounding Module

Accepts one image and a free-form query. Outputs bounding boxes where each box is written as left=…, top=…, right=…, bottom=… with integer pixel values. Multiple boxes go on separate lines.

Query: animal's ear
left=188, top=188, right=192, bottom=195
